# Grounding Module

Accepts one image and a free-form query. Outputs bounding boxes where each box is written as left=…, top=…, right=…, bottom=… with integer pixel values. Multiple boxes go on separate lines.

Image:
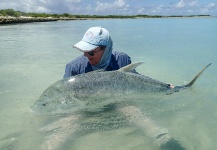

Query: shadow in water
left=160, top=138, right=186, bottom=150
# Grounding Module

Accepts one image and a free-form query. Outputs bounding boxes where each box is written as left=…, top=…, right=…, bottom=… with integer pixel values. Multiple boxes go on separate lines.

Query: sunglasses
left=87, top=48, right=102, bottom=56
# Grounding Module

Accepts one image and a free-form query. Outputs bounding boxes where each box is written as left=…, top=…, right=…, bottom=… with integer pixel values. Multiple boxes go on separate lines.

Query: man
left=61, top=26, right=180, bottom=149
left=64, top=26, right=132, bottom=78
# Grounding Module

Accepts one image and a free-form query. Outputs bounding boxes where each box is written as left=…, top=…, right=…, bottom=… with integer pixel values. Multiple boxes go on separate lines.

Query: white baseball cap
left=73, top=27, right=110, bottom=52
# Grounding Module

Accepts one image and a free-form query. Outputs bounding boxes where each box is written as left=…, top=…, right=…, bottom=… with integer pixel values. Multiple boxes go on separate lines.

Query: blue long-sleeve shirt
left=63, top=51, right=131, bottom=78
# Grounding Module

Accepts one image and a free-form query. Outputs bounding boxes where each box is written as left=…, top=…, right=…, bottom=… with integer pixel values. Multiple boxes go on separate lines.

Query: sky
left=0, top=0, right=217, bottom=16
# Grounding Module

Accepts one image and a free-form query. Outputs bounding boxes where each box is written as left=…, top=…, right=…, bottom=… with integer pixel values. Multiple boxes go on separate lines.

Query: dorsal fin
left=118, top=62, right=144, bottom=72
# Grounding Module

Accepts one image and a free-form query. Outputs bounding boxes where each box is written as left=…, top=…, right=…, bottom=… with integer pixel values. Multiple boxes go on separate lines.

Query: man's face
left=84, top=47, right=104, bottom=65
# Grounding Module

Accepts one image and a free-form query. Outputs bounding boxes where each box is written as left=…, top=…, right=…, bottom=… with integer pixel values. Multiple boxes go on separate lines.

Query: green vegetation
left=0, top=9, right=211, bottom=19
left=0, top=9, right=24, bottom=17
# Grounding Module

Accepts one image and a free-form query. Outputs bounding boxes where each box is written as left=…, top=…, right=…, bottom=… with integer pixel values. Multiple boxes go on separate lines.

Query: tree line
left=0, top=9, right=210, bottom=19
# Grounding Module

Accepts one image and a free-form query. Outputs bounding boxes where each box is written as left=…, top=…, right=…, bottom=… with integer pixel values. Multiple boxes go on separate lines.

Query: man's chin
left=89, top=60, right=98, bottom=66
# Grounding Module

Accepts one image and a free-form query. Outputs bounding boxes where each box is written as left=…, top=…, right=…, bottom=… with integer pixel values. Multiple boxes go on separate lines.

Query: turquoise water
left=0, top=18, right=217, bottom=149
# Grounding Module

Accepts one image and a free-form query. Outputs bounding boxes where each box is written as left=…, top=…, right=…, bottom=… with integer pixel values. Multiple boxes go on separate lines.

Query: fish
left=32, top=62, right=211, bottom=114
left=32, top=62, right=211, bottom=149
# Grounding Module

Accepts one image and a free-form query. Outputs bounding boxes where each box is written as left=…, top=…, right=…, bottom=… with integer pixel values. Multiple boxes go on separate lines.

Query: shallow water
left=0, top=18, right=217, bottom=150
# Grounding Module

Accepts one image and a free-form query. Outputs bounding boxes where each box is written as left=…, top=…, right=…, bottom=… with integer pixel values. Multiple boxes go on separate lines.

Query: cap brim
left=73, top=41, right=98, bottom=52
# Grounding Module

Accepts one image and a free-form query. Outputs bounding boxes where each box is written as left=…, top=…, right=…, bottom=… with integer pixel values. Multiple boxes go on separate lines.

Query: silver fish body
left=32, top=62, right=211, bottom=114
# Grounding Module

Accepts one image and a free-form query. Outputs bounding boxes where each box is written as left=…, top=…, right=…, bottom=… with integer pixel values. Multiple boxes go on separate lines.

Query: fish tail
left=174, top=63, right=212, bottom=92
left=185, top=63, right=212, bottom=87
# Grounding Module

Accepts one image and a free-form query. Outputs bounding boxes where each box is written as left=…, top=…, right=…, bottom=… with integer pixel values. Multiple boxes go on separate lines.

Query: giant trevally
left=32, top=62, right=211, bottom=114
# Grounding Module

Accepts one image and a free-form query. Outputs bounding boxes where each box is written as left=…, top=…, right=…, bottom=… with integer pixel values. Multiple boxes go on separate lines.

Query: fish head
left=32, top=86, right=83, bottom=115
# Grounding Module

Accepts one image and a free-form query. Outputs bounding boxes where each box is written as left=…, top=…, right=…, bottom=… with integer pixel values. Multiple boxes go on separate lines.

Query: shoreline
left=0, top=16, right=58, bottom=24
left=0, top=16, right=99, bottom=25
left=0, top=16, right=215, bottom=25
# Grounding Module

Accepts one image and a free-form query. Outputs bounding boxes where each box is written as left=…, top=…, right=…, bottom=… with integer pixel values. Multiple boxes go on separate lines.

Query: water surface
left=0, top=18, right=217, bottom=150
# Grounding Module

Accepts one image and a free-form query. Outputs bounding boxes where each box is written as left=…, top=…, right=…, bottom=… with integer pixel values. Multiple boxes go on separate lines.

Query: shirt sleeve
left=63, top=56, right=91, bottom=78
left=63, top=63, right=72, bottom=78
left=116, top=52, right=132, bottom=68
left=115, top=52, right=139, bottom=74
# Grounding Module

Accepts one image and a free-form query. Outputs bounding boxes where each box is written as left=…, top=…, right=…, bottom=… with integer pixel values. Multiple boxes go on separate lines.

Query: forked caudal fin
left=118, top=62, right=212, bottom=92
left=174, top=63, right=212, bottom=91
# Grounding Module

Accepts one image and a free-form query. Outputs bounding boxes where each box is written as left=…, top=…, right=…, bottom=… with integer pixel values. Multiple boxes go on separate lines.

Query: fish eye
left=42, top=103, right=47, bottom=106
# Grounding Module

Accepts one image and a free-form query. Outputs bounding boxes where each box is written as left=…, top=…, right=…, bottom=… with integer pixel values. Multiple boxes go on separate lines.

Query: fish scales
left=62, top=71, right=169, bottom=99
left=32, top=62, right=211, bottom=114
